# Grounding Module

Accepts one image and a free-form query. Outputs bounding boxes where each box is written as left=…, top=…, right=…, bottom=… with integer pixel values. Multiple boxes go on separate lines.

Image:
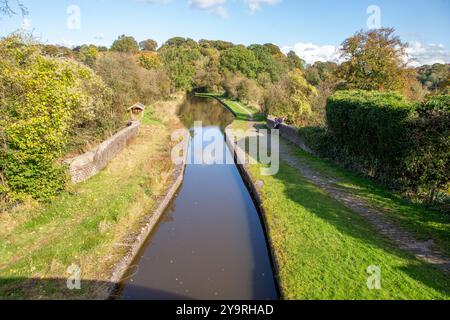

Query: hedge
left=325, top=90, right=449, bottom=205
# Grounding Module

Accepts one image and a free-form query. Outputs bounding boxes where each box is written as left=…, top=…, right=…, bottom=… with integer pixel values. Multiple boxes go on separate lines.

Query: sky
left=0, top=0, right=449, bottom=66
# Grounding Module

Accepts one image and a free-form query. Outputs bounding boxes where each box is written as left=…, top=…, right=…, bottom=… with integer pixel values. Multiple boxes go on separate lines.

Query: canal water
left=119, top=96, right=278, bottom=300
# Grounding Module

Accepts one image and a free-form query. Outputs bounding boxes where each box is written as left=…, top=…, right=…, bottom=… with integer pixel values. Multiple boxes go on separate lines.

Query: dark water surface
left=119, top=96, right=278, bottom=300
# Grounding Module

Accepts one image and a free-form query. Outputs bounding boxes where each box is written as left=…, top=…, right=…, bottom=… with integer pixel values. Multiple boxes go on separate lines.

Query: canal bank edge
left=224, top=125, right=284, bottom=300
left=105, top=99, right=190, bottom=299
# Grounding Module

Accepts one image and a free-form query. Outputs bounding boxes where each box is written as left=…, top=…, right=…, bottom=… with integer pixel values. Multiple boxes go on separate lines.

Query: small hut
left=128, top=102, right=146, bottom=121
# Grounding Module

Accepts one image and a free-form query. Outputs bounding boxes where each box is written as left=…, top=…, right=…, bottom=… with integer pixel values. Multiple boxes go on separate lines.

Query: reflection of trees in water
left=177, top=96, right=235, bottom=131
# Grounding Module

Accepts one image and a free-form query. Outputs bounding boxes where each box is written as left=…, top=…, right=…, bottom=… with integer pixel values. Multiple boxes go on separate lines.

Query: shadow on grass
left=288, top=144, right=450, bottom=256
left=0, top=277, right=195, bottom=300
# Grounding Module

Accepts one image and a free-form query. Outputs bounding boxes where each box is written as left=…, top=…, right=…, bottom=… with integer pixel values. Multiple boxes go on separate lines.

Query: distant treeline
left=1, top=28, right=449, bottom=208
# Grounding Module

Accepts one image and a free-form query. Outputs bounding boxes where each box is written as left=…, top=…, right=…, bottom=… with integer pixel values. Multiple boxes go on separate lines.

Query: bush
left=404, top=95, right=450, bottom=204
left=0, top=35, right=112, bottom=200
left=325, top=90, right=449, bottom=206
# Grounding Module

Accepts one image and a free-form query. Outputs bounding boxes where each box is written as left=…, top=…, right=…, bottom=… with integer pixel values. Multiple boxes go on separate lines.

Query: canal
left=119, top=96, right=278, bottom=300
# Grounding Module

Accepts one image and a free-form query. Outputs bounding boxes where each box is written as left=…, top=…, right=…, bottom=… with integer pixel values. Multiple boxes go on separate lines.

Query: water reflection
left=119, top=96, right=278, bottom=300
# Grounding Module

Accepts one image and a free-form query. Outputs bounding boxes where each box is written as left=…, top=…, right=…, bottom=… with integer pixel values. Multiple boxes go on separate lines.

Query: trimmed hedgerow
left=404, top=94, right=450, bottom=205
left=324, top=90, right=449, bottom=207
left=326, top=90, right=415, bottom=183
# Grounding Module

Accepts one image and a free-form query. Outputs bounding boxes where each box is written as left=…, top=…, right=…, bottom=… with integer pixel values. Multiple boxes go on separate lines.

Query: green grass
left=220, top=97, right=450, bottom=300
left=247, top=161, right=449, bottom=299
left=141, top=106, right=162, bottom=126
left=284, top=142, right=450, bottom=257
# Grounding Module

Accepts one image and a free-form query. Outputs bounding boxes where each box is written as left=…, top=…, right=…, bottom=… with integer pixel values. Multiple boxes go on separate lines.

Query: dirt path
left=247, top=120, right=450, bottom=273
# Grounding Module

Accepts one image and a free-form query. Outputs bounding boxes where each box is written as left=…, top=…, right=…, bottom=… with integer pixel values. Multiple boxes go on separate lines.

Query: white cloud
left=21, top=17, right=32, bottom=30
left=188, top=0, right=228, bottom=17
left=189, top=0, right=225, bottom=9
left=93, top=32, right=105, bottom=40
left=136, top=0, right=171, bottom=3
left=405, top=41, right=450, bottom=67
left=282, top=42, right=342, bottom=65
left=244, top=0, right=281, bottom=13
left=135, top=0, right=281, bottom=17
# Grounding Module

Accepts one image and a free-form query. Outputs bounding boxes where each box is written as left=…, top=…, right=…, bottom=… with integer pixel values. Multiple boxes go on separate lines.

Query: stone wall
left=65, top=121, right=141, bottom=183
left=267, top=117, right=315, bottom=155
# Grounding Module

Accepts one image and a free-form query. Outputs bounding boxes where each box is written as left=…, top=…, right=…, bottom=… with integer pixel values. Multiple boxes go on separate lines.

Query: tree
left=138, top=52, right=163, bottom=70
left=159, top=45, right=202, bottom=91
left=265, top=69, right=317, bottom=126
left=248, top=44, right=285, bottom=83
left=287, top=51, right=305, bottom=71
left=139, top=39, right=158, bottom=52
left=110, top=35, right=139, bottom=53
left=417, top=63, right=450, bottom=93
left=199, top=39, right=234, bottom=51
left=194, top=49, right=222, bottom=92
left=220, top=45, right=260, bottom=79
left=160, top=37, right=199, bottom=50
left=338, top=28, right=409, bottom=92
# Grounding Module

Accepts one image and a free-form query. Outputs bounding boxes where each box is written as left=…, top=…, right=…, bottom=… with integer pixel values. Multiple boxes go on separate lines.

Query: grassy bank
left=219, top=97, right=450, bottom=300
left=0, top=95, right=185, bottom=299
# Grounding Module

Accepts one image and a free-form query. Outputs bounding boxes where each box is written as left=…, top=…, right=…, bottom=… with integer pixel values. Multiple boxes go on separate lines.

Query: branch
left=0, top=0, right=28, bottom=17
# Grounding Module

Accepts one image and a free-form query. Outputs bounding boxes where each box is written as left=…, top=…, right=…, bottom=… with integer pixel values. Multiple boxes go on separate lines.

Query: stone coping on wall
left=267, top=116, right=315, bottom=156
left=224, top=125, right=283, bottom=300
left=65, top=121, right=141, bottom=184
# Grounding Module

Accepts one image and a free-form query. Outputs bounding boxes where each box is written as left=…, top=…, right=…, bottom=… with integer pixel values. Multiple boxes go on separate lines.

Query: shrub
left=0, top=35, right=112, bottom=200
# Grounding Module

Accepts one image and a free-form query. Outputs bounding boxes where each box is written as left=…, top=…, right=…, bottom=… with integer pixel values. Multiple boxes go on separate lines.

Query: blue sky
left=0, top=0, right=449, bottom=65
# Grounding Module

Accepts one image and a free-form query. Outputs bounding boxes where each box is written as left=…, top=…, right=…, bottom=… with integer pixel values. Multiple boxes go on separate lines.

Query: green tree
left=220, top=45, right=260, bottom=79
left=338, top=28, right=409, bottom=92
left=199, top=39, right=234, bottom=51
left=287, top=50, right=305, bottom=71
left=248, top=44, right=285, bottom=83
left=160, top=37, right=199, bottom=50
left=111, top=35, right=139, bottom=53
left=417, top=63, right=450, bottom=93
left=159, top=45, right=201, bottom=91
left=194, top=49, right=222, bottom=92
left=139, top=39, right=158, bottom=51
